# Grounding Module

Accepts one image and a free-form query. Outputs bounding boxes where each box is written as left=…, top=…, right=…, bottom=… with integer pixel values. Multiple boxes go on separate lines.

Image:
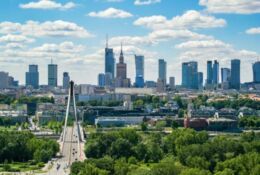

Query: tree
left=178, top=109, right=185, bottom=118
left=180, top=168, right=211, bottom=175
left=110, top=138, right=132, bottom=159
left=141, top=122, right=148, bottom=131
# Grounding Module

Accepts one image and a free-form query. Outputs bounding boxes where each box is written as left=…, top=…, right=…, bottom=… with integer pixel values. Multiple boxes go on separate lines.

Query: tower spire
left=120, top=42, right=123, bottom=55
left=106, top=34, right=108, bottom=48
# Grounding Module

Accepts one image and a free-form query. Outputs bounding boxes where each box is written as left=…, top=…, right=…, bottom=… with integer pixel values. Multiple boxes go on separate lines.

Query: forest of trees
left=71, top=129, right=260, bottom=175
left=0, top=131, right=59, bottom=163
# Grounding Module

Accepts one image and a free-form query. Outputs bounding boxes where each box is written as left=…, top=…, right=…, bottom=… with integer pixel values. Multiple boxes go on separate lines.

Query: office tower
left=213, top=60, right=219, bottom=85
left=105, top=38, right=115, bottom=78
left=182, top=61, right=199, bottom=89
left=253, top=61, right=260, bottom=83
left=0, top=72, right=9, bottom=89
left=221, top=68, right=231, bottom=83
left=48, top=62, right=58, bottom=87
left=116, top=43, right=130, bottom=87
left=169, top=77, right=175, bottom=90
left=158, top=59, right=167, bottom=83
left=207, top=61, right=213, bottom=84
left=198, top=72, right=203, bottom=89
left=63, top=72, right=70, bottom=89
left=26, top=64, right=39, bottom=89
left=189, top=61, right=199, bottom=89
left=182, top=62, right=189, bottom=87
left=105, top=72, right=113, bottom=87
left=98, top=73, right=105, bottom=87
left=135, top=55, right=144, bottom=88
left=145, top=81, right=156, bottom=88
left=230, top=59, right=240, bottom=90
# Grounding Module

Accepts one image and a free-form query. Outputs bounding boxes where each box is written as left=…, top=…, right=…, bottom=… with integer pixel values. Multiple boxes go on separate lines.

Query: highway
left=40, top=122, right=83, bottom=175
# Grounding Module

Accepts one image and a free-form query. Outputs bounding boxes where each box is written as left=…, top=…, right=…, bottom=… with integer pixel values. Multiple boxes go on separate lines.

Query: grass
left=0, top=126, right=17, bottom=131
left=0, top=162, right=44, bottom=173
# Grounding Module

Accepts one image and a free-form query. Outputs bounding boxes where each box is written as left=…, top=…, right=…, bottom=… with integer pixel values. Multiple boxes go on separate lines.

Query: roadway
left=40, top=122, right=84, bottom=175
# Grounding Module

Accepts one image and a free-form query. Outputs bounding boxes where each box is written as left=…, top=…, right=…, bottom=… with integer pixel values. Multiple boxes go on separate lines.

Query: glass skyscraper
left=98, top=73, right=105, bottom=87
left=158, top=59, right=167, bottom=84
left=63, top=72, right=70, bottom=89
left=105, top=45, right=115, bottom=78
left=230, top=59, right=240, bottom=90
left=207, top=61, right=213, bottom=84
left=221, top=68, right=231, bottom=83
left=182, top=61, right=199, bottom=89
left=213, top=60, right=219, bottom=85
left=253, top=61, right=260, bottom=83
left=26, top=64, right=39, bottom=89
left=135, top=55, right=144, bottom=88
left=48, top=63, right=58, bottom=87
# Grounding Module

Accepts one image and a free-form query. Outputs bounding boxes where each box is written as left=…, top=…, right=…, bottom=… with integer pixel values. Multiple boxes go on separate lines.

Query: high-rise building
left=230, top=59, right=240, bottom=90
left=182, top=62, right=189, bottom=87
left=207, top=61, right=213, bottom=85
left=253, top=61, right=260, bottom=83
left=221, top=68, right=231, bottom=83
left=116, top=43, right=130, bottom=87
left=63, top=72, right=70, bottom=89
left=198, top=72, right=203, bottom=89
left=26, top=64, right=39, bottom=89
left=48, top=62, right=58, bottom=87
left=182, top=61, right=199, bottom=89
left=169, top=77, right=175, bottom=90
left=158, top=59, right=167, bottom=84
left=105, top=72, right=113, bottom=87
left=213, top=60, right=219, bottom=85
left=0, top=72, right=9, bottom=89
left=98, top=73, right=105, bottom=87
left=135, top=55, right=144, bottom=88
left=105, top=38, right=115, bottom=78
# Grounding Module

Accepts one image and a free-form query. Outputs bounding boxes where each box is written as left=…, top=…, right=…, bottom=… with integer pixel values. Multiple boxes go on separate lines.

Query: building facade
left=253, top=61, right=260, bottom=83
left=63, top=72, right=70, bottom=89
left=26, top=64, right=39, bottom=89
left=230, top=59, right=240, bottom=90
left=48, top=63, right=58, bottom=87
left=98, top=73, right=105, bottom=87
left=135, top=55, right=144, bottom=88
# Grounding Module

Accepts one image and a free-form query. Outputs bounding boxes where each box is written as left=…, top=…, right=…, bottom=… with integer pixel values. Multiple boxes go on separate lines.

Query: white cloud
left=199, top=0, right=260, bottom=14
left=109, top=36, right=154, bottom=46
left=134, top=0, right=161, bottom=6
left=20, top=0, right=76, bottom=10
left=246, top=27, right=260, bottom=34
left=134, top=10, right=226, bottom=30
left=33, top=41, right=84, bottom=53
left=175, top=40, right=231, bottom=49
left=149, top=29, right=213, bottom=41
left=88, top=7, right=133, bottom=18
left=0, top=34, right=34, bottom=43
left=0, top=20, right=92, bottom=38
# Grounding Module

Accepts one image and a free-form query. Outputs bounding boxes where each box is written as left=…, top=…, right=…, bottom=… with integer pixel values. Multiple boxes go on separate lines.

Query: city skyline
left=0, top=0, right=260, bottom=85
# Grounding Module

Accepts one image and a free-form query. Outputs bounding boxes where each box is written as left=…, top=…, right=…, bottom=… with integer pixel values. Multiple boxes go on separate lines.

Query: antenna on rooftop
left=106, top=34, right=108, bottom=48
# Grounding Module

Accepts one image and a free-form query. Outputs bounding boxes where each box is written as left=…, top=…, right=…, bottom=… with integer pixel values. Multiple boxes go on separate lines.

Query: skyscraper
left=253, top=61, right=260, bottom=83
left=98, top=73, right=105, bottom=87
left=158, top=59, right=167, bottom=84
left=0, top=72, right=9, bottom=89
left=230, top=59, right=240, bottom=90
left=48, top=62, right=58, bottom=87
left=116, top=43, right=130, bottom=87
left=135, top=55, right=144, bottom=88
left=182, top=61, right=199, bottom=89
left=213, top=60, right=219, bottom=85
left=182, top=62, right=189, bottom=87
left=105, top=38, right=115, bottom=78
left=207, top=61, right=213, bottom=85
left=198, top=72, right=203, bottom=89
left=169, top=77, right=175, bottom=90
left=26, top=64, right=39, bottom=89
left=63, top=72, right=70, bottom=89
left=221, top=68, right=231, bottom=83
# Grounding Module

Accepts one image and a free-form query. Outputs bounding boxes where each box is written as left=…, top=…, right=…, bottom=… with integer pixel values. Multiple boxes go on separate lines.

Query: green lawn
left=0, top=162, right=45, bottom=173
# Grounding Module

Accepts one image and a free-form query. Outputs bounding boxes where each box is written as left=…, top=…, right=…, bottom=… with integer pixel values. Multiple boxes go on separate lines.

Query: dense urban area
left=0, top=45, right=260, bottom=174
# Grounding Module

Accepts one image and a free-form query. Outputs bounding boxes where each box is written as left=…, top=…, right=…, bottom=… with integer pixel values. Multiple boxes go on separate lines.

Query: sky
left=0, top=0, right=260, bottom=86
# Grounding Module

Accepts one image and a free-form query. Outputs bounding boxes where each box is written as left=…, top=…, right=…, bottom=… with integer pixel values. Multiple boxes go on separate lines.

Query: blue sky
left=0, top=0, right=259, bottom=85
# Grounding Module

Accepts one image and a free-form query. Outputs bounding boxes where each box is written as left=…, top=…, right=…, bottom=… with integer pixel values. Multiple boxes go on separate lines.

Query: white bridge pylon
left=61, top=81, right=82, bottom=156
